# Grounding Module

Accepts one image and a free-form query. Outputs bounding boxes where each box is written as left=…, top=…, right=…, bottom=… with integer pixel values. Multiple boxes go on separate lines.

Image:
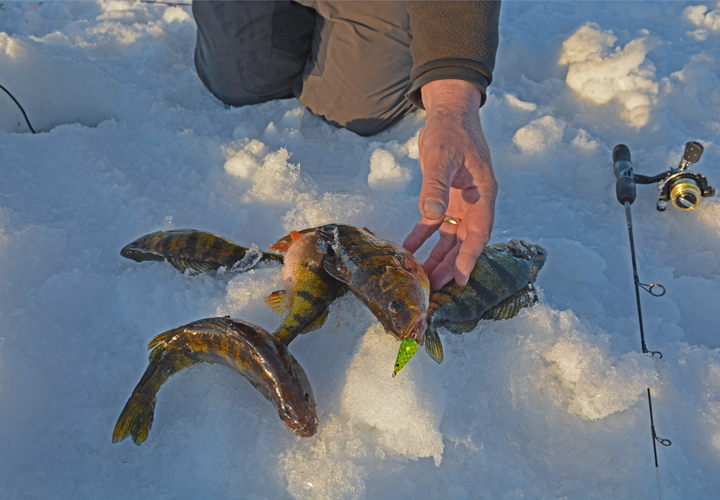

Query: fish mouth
left=403, top=309, right=428, bottom=345
left=288, top=416, right=318, bottom=438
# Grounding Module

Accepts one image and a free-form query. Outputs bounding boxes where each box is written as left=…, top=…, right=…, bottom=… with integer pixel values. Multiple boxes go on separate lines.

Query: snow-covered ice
left=1, top=1, right=720, bottom=499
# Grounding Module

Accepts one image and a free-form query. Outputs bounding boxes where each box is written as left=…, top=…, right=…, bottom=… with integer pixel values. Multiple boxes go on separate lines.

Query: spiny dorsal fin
left=480, top=286, right=538, bottom=321
left=424, top=327, right=444, bottom=364
left=265, top=290, right=289, bottom=315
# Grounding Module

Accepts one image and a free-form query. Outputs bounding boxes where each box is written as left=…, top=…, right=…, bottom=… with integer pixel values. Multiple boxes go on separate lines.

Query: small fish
left=265, top=230, right=347, bottom=346
left=425, top=239, right=548, bottom=363
left=120, top=229, right=283, bottom=275
left=316, top=224, right=430, bottom=344
left=392, top=338, right=418, bottom=378
left=112, top=317, right=318, bottom=444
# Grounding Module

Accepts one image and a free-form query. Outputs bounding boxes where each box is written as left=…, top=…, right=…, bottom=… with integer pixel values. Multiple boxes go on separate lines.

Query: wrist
left=421, top=80, right=483, bottom=117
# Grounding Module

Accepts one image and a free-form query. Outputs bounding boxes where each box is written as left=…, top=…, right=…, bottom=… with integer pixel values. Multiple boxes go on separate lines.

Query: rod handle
left=613, top=144, right=636, bottom=204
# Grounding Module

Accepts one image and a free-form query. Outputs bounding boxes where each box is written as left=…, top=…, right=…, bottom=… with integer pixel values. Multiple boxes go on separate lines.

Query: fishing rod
left=613, top=144, right=692, bottom=500
left=0, top=84, right=36, bottom=134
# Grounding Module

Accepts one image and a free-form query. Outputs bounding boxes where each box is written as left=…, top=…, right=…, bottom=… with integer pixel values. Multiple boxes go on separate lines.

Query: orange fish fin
left=265, top=290, right=289, bottom=315
left=268, top=241, right=292, bottom=253
left=290, top=230, right=303, bottom=242
left=362, top=227, right=374, bottom=235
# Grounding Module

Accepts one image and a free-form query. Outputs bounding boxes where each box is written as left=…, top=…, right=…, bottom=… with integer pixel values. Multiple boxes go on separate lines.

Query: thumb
left=418, top=160, right=453, bottom=221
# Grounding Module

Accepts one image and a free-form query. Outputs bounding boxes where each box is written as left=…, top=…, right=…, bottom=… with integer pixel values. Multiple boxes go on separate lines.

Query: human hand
left=402, top=80, right=497, bottom=291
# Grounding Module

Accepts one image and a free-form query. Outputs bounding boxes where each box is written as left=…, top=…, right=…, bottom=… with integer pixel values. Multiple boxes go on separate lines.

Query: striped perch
left=425, top=239, right=547, bottom=364
left=112, top=317, right=318, bottom=444
left=120, top=229, right=283, bottom=275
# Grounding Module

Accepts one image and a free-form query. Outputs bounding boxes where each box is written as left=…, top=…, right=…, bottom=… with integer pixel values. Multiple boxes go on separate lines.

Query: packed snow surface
left=1, top=1, right=720, bottom=499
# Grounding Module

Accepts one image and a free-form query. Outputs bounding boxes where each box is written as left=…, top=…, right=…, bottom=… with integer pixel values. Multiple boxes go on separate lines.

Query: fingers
left=423, top=225, right=459, bottom=278
left=453, top=188, right=495, bottom=284
left=402, top=218, right=443, bottom=254
left=425, top=193, right=495, bottom=290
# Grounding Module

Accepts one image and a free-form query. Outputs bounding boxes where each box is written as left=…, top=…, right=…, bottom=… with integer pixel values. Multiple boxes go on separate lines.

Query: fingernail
left=423, top=199, right=445, bottom=219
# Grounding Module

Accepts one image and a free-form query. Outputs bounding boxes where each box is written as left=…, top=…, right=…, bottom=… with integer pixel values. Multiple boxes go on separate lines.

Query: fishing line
left=0, top=84, right=36, bottom=134
left=613, top=144, right=673, bottom=500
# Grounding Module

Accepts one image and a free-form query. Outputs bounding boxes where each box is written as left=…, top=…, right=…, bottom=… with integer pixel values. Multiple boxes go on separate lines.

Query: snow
left=1, top=1, right=719, bottom=499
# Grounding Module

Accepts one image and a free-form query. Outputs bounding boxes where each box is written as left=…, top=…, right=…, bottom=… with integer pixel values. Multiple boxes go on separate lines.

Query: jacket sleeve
left=406, top=1, right=501, bottom=109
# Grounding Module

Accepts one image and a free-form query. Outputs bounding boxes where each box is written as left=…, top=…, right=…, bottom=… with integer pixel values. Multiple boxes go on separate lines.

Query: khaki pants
left=192, top=1, right=415, bottom=136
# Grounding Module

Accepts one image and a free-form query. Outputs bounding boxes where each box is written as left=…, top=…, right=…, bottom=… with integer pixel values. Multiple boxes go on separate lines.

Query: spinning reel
left=615, top=141, right=715, bottom=211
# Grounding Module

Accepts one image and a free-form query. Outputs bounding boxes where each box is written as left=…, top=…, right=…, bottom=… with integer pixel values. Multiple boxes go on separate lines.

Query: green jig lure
left=392, top=338, right=418, bottom=378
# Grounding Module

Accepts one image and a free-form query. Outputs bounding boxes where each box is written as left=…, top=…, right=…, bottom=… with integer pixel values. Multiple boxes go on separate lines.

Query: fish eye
left=389, top=300, right=404, bottom=313
left=304, top=393, right=310, bottom=403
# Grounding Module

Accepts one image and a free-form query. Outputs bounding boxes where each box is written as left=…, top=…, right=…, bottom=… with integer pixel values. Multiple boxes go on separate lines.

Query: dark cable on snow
left=613, top=144, right=671, bottom=500
left=0, top=84, right=37, bottom=134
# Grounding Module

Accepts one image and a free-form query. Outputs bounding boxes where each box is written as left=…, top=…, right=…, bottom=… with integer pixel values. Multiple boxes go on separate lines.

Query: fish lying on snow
left=265, top=230, right=347, bottom=346
left=425, top=239, right=547, bottom=363
left=315, top=224, right=435, bottom=356
left=113, top=317, right=318, bottom=444
left=120, top=229, right=283, bottom=275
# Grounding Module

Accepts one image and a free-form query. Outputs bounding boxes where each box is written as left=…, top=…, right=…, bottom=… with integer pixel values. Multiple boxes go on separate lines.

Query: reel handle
left=684, top=141, right=703, bottom=164
left=613, top=144, right=636, bottom=205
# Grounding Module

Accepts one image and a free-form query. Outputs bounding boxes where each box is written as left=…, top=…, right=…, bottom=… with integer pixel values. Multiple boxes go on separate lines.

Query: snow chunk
left=244, top=148, right=312, bottom=202
left=560, top=23, right=658, bottom=128
left=279, top=107, right=305, bottom=130
left=571, top=129, right=599, bottom=151
left=504, top=93, right=537, bottom=112
left=224, top=152, right=261, bottom=179
left=684, top=5, right=720, bottom=38
left=367, top=149, right=412, bottom=192
left=283, top=193, right=373, bottom=231
left=162, top=6, right=191, bottom=24
left=0, top=33, right=24, bottom=59
left=512, top=115, right=565, bottom=155
left=224, top=140, right=271, bottom=179
left=402, top=130, right=420, bottom=160
left=542, top=338, right=657, bottom=420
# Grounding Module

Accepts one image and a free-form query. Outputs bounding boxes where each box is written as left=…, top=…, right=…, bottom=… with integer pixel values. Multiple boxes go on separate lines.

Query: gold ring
left=444, top=216, right=461, bottom=225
